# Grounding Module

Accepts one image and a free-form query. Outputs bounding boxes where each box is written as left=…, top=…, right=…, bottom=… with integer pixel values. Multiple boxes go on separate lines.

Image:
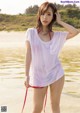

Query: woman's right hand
left=24, top=76, right=30, bottom=88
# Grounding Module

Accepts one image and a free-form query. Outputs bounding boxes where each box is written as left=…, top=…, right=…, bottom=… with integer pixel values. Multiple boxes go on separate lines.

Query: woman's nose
left=43, top=14, right=47, bottom=19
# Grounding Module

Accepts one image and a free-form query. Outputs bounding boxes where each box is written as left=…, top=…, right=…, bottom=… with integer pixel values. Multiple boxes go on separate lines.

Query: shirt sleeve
left=25, top=28, right=31, bottom=43
left=59, top=31, right=69, bottom=45
left=58, top=31, right=69, bottom=50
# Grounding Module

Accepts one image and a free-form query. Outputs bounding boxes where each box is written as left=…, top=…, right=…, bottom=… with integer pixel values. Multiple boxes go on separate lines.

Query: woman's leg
left=32, top=86, right=48, bottom=113
left=50, top=75, right=64, bottom=113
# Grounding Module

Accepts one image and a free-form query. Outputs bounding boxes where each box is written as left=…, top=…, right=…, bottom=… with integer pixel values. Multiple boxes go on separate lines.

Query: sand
left=0, top=77, right=80, bottom=113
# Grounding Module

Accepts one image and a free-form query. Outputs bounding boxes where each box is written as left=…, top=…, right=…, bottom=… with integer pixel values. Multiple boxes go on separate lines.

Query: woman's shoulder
left=54, top=30, right=68, bottom=33
left=26, top=27, right=36, bottom=32
left=54, top=31, right=69, bottom=36
left=25, top=27, right=37, bottom=40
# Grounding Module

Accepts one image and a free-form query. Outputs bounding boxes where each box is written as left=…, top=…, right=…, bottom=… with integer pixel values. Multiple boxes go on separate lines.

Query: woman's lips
left=43, top=21, right=48, bottom=23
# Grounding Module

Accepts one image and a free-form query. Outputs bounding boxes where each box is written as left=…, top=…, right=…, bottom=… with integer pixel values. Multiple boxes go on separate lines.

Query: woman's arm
left=56, top=12, right=80, bottom=40
left=25, top=41, right=32, bottom=79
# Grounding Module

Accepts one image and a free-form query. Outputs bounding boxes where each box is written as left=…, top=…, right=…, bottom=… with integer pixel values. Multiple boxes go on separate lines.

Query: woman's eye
left=48, top=14, right=51, bottom=16
left=41, top=13, right=51, bottom=16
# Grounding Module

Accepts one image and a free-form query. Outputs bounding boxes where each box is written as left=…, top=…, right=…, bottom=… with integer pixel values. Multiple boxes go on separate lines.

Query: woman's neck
left=42, top=26, right=49, bottom=32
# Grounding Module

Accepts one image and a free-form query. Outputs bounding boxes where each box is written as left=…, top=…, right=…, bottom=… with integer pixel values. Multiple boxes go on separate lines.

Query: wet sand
left=0, top=77, right=80, bottom=113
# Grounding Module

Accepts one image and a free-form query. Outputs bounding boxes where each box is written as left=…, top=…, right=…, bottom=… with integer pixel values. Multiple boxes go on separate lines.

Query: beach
left=0, top=31, right=80, bottom=113
left=0, top=77, right=80, bottom=113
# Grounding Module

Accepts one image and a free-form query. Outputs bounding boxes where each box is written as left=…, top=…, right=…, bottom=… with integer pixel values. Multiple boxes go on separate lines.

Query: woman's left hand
left=55, top=12, right=62, bottom=24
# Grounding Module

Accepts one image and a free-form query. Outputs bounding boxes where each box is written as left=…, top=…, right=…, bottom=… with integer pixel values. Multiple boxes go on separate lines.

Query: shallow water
left=0, top=31, right=80, bottom=98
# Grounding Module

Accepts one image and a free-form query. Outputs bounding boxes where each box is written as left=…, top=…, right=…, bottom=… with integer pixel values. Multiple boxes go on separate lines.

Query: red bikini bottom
left=21, top=85, right=48, bottom=113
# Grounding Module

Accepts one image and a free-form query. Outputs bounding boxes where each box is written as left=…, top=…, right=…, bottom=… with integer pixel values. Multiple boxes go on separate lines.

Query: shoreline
left=0, top=28, right=80, bottom=32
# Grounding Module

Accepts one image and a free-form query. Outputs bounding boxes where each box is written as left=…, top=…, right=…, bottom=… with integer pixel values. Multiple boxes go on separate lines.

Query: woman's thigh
left=50, top=75, right=64, bottom=105
left=33, top=86, right=48, bottom=108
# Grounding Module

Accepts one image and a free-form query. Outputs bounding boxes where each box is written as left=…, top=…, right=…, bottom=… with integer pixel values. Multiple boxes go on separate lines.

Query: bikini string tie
left=21, top=85, right=48, bottom=113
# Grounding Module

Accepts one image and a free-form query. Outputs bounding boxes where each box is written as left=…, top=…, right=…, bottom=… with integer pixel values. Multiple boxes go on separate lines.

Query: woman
left=24, top=2, right=79, bottom=113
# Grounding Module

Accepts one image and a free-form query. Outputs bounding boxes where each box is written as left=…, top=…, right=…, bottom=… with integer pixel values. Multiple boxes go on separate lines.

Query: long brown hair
left=36, top=2, right=57, bottom=31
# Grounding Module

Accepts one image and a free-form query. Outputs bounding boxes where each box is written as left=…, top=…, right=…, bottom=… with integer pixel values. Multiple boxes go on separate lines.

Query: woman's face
left=40, top=7, right=53, bottom=27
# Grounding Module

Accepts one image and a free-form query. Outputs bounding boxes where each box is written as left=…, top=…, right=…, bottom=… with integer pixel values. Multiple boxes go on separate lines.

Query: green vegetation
left=0, top=14, right=37, bottom=31
left=0, top=4, right=80, bottom=31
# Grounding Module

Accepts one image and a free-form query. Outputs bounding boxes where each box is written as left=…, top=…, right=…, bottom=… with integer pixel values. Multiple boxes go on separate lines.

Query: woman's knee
left=32, top=103, right=43, bottom=113
left=51, top=101, right=60, bottom=111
